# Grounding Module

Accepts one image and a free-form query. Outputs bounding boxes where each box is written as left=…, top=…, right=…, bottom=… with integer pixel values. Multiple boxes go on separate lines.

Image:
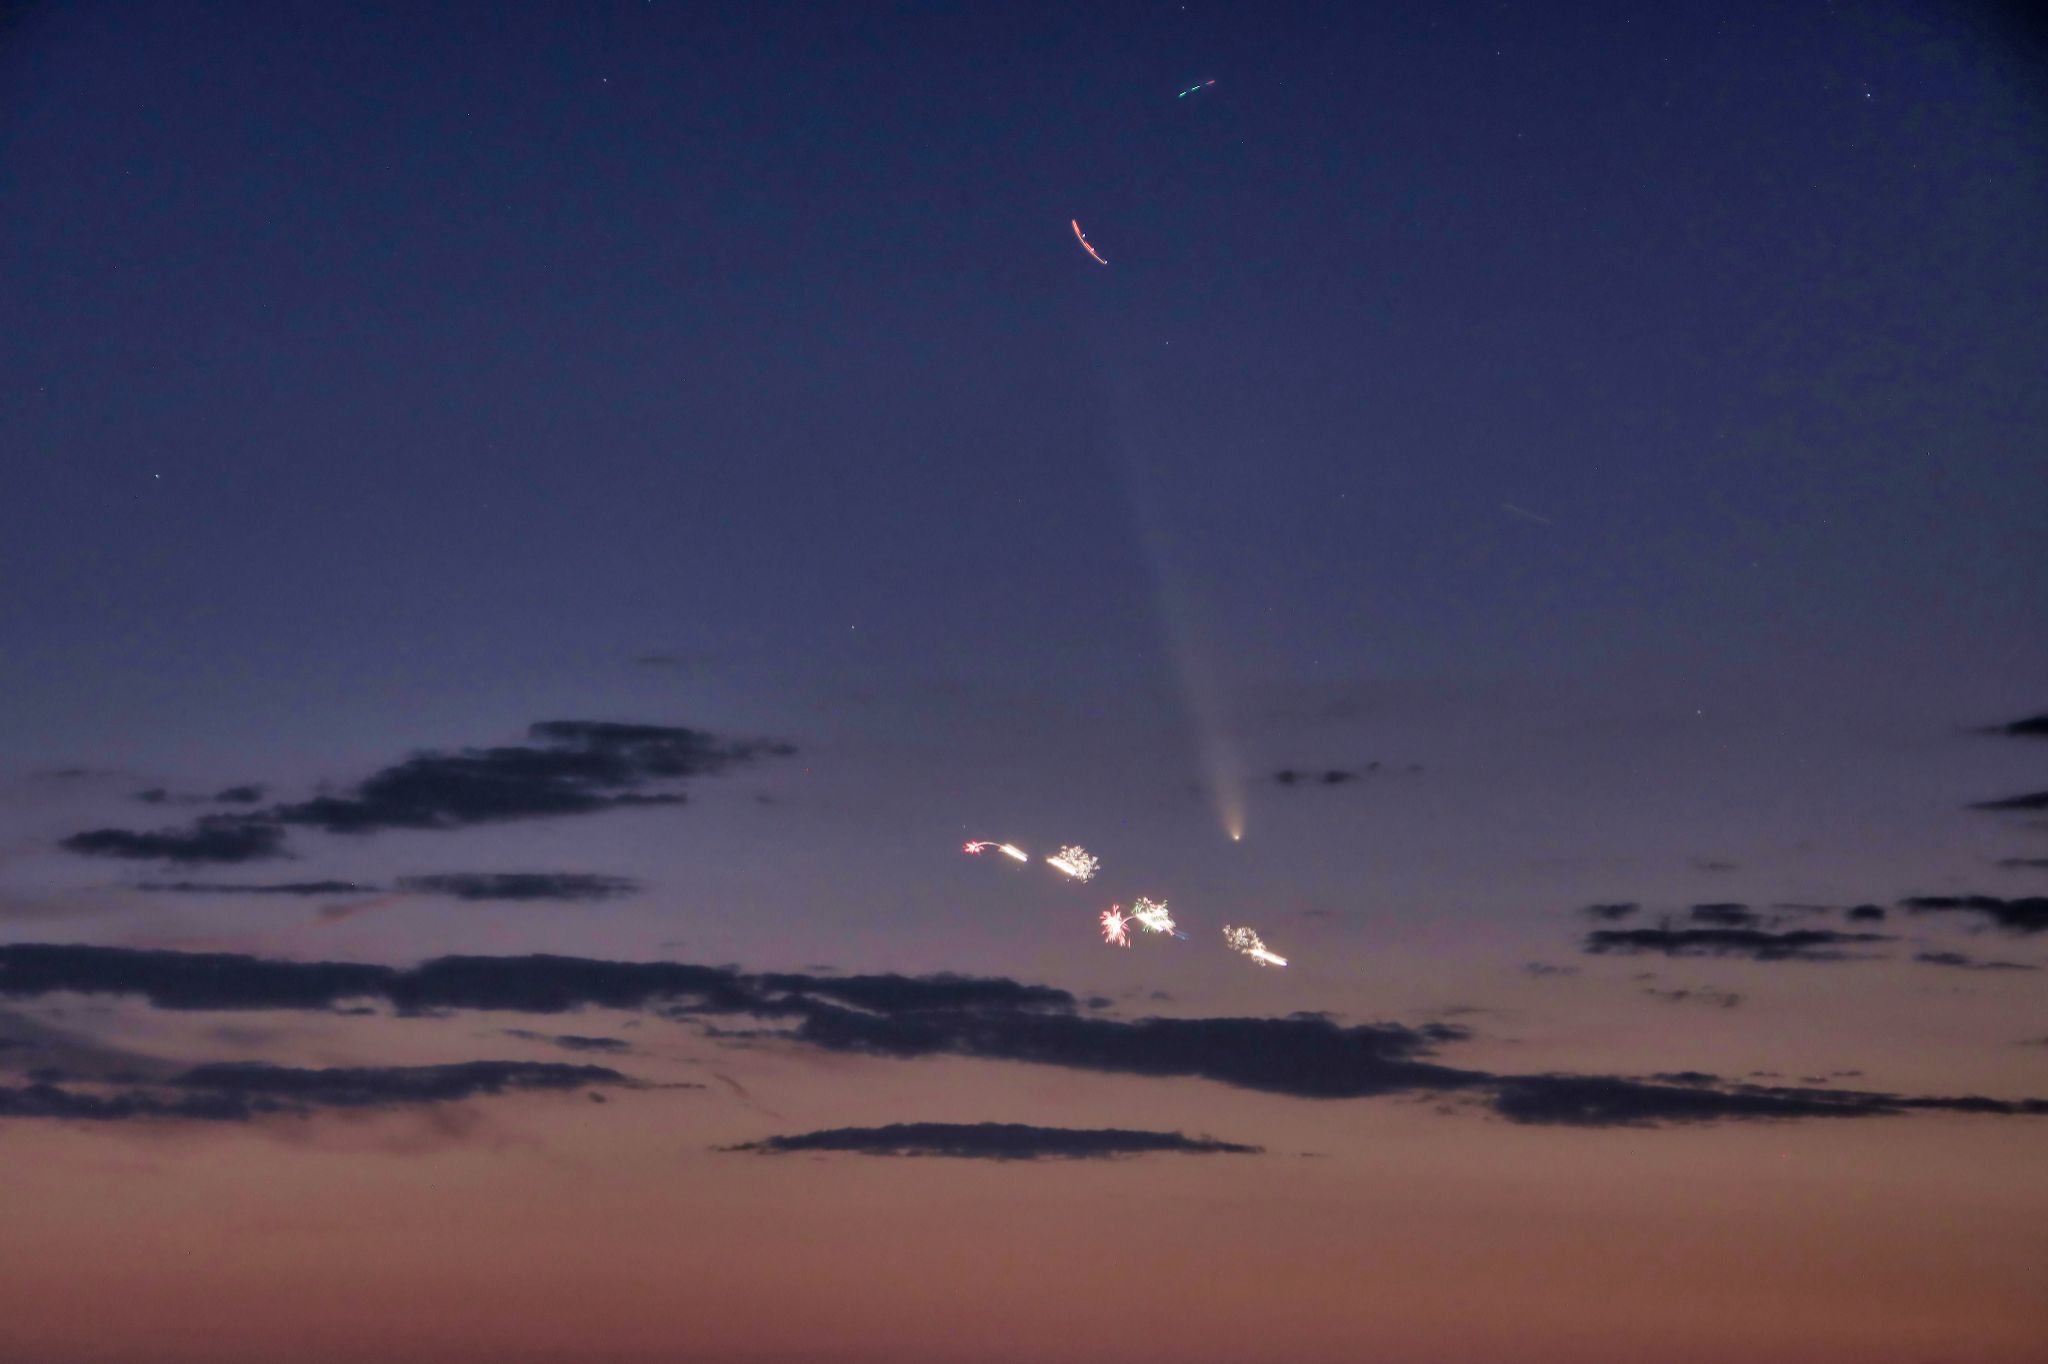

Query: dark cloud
left=1523, top=962, right=1579, bottom=978
left=0, top=1060, right=632, bottom=1124
left=1580, top=903, right=1639, bottom=922
left=1973, top=790, right=2048, bottom=812
left=1901, top=895, right=2048, bottom=934
left=1490, top=1075, right=2048, bottom=1127
left=1273, top=768, right=1361, bottom=786
left=503, top=1029, right=632, bottom=1053
left=61, top=818, right=288, bottom=864
left=721, top=1122, right=1263, bottom=1161
left=0, top=1082, right=265, bottom=1123
left=59, top=721, right=792, bottom=864
left=214, top=785, right=267, bottom=804
left=132, top=788, right=171, bottom=805
left=1642, top=986, right=1743, bottom=1008
left=0, top=944, right=398, bottom=1011
left=1584, top=928, right=1890, bottom=961
left=0, top=945, right=1075, bottom=1020
left=135, top=880, right=383, bottom=896
left=396, top=873, right=641, bottom=903
left=1996, top=858, right=2048, bottom=870
left=1688, top=903, right=1760, bottom=927
left=1846, top=904, right=1888, bottom=922
left=4, top=944, right=2042, bottom=1130
left=1690, top=859, right=1738, bottom=873
left=172, top=1060, right=632, bottom=1107
left=1977, top=713, right=2048, bottom=739
left=274, top=721, right=791, bottom=835
left=1914, top=951, right=2038, bottom=972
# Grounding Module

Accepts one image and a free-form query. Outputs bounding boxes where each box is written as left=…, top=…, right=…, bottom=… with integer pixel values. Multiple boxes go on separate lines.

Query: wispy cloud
left=397, top=873, right=641, bottom=902
left=135, top=880, right=383, bottom=896
left=1642, top=986, right=1743, bottom=1008
left=1914, top=951, right=2037, bottom=972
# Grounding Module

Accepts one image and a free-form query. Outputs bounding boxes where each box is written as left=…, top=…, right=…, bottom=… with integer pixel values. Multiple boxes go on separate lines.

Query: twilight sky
left=3, top=2, right=2045, bottom=1361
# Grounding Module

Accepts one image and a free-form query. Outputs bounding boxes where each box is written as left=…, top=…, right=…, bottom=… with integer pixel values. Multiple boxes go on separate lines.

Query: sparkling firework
left=1176, top=78, right=1217, bottom=98
left=964, top=841, right=1029, bottom=863
left=1222, top=924, right=1287, bottom=968
left=1100, top=906, right=1132, bottom=948
left=1045, top=845, right=1100, bottom=882
left=1128, top=897, right=1183, bottom=938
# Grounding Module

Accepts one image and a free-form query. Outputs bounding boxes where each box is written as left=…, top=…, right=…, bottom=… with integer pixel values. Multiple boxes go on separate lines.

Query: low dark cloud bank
left=1583, top=928, right=1890, bottom=961
left=2, top=944, right=2041, bottom=1130
left=0, top=1060, right=631, bottom=1124
left=61, top=721, right=792, bottom=864
left=1978, top=713, right=2048, bottom=739
left=504, top=1029, right=632, bottom=1053
left=1580, top=903, right=1638, bottom=922
left=1914, top=951, right=2037, bottom=972
left=1490, top=1076, right=2046, bottom=1127
left=722, top=1122, right=1263, bottom=1161
left=1902, top=895, right=2048, bottom=934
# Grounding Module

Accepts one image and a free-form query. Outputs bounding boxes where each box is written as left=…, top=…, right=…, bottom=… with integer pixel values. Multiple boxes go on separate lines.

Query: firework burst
left=1045, top=845, right=1100, bottom=882
left=1128, top=897, right=1182, bottom=938
left=1099, top=906, right=1132, bottom=948
left=964, top=841, right=1029, bottom=862
left=1222, top=924, right=1287, bottom=967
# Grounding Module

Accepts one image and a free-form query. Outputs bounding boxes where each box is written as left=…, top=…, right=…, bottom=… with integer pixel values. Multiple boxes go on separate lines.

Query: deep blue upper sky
left=3, top=1, right=2042, bottom=937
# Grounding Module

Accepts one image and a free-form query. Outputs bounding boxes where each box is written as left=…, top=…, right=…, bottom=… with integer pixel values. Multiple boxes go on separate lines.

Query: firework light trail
left=964, top=841, right=1029, bottom=863
left=1045, top=845, right=1100, bottom=882
left=1222, top=925, right=1287, bottom=968
left=1176, top=79, right=1216, bottom=98
left=1128, top=897, right=1184, bottom=939
left=1100, top=906, right=1132, bottom=948
left=1071, top=219, right=1109, bottom=266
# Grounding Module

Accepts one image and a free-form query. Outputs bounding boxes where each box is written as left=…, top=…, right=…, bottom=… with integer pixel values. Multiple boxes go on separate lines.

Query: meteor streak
left=1071, top=219, right=1109, bottom=266
left=1223, top=924, right=1287, bottom=968
left=964, top=841, right=1029, bottom=863
left=1046, top=845, right=1100, bottom=882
